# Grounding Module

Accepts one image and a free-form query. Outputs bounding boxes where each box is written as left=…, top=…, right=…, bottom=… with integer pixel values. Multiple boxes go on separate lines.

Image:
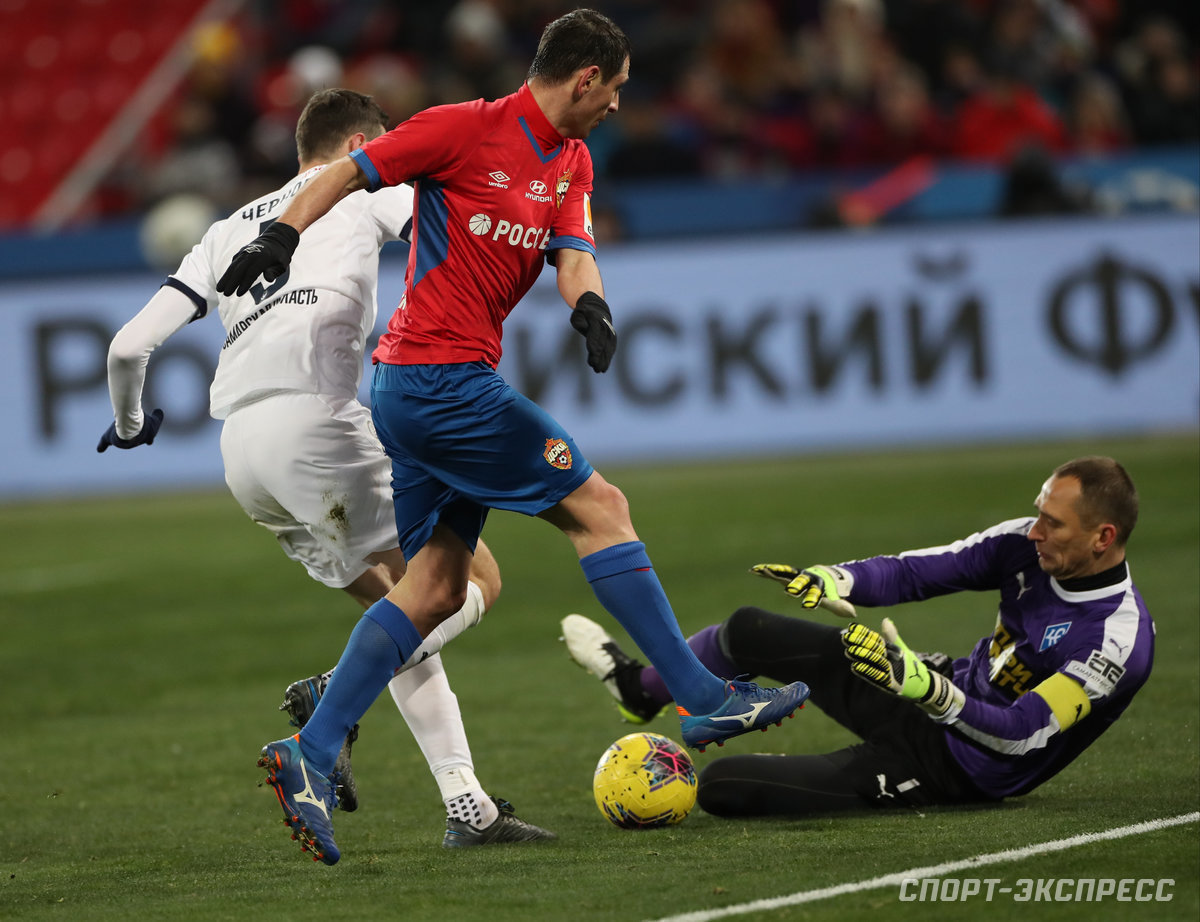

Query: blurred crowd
left=108, top=0, right=1198, bottom=222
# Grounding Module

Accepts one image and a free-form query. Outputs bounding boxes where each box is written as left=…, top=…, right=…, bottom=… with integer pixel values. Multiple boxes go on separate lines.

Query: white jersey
left=169, top=167, right=412, bottom=418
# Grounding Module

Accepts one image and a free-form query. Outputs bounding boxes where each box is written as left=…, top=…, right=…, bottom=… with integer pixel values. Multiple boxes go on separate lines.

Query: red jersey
left=351, top=83, right=597, bottom=367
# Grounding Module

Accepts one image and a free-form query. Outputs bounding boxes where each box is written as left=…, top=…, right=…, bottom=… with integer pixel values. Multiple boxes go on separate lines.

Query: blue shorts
left=371, top=362, right=595, bottom=560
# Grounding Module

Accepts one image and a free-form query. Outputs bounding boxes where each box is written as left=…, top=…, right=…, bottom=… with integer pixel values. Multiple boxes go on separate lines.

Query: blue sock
left=298, top=599, right=422, bottom=775
left=640, top=624, right=740, bottom=708
left=580, top=541, right=725, bottom=714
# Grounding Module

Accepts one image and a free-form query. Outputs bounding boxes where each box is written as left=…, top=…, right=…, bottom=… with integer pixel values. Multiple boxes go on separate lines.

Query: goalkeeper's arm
left=841, top=620, right=1096, bottom=755
left=841, top=619, right=964, bottom=721
left=750, top=563, right=856, bottom=617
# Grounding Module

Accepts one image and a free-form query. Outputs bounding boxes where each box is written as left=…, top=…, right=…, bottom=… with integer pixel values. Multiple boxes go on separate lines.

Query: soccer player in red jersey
left=218, top=10, right=808, bottom=864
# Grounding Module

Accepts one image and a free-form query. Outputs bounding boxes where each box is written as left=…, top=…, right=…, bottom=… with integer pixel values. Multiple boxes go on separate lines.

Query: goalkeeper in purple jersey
left=563, top=456, right=1154, bottom=815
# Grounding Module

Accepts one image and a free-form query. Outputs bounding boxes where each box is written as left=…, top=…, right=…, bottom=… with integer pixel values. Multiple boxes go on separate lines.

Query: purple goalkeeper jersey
left=841, top=518, right=1154, bottom=798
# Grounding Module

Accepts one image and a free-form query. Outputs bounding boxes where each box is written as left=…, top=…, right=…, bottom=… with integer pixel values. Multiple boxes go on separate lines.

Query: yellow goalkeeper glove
left=841, top=619, right=964, bottom=722
left=750, top=563, right=856, bottom=618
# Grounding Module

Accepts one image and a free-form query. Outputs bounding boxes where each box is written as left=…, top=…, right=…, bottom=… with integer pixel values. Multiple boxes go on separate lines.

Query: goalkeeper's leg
left=697, top=718, right=988, bottom=817
left=575, top=606, right=910, bottom=737
left=696, top=742, right=931, bottom=816
left=718, top=606, right=910, bottom=738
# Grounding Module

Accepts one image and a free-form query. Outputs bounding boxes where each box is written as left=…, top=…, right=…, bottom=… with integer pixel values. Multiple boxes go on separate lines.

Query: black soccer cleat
left=279, top=672, right=360, bottom=813
left=442, top=797, right=557, bottom=848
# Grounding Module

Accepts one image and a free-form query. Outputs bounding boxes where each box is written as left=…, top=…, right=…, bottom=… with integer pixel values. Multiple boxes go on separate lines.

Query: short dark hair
left=1053, top=456, right=1139, bottom=545
left=527, top=8, right=630, bottom=84
left=295, top=88, right=388, bottom=162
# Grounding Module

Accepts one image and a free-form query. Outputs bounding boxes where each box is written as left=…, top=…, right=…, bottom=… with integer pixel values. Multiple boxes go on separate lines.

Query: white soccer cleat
left=560, top=614, right=663, bottom=724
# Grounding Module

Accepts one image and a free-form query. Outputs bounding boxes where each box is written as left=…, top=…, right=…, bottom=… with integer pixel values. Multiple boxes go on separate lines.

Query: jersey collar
left=516, top=83, right=564, bottom=163
left=1051, top=560, right=1131, bottom=602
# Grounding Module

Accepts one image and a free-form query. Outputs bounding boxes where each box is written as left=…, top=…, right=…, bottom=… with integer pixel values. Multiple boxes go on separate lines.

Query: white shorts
left=220, top=392, right=398, bottom=588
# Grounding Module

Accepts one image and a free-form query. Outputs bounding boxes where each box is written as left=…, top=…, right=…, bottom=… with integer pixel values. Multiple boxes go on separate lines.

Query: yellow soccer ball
left=593, top=732, right=697, bottom=829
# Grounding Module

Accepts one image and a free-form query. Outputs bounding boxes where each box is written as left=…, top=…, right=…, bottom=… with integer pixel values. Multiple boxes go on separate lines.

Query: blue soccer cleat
left=677, top=679, right=810, bottom=752
left=279, top=672, right=359, bottom=812
left=258, top=734, right=341, bottom=865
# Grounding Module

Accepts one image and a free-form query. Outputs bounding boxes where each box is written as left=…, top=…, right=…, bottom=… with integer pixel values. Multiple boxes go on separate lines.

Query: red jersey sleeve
left=354, top=101, right=491, bottom=189
left=547, top=144, right=596, bottom=257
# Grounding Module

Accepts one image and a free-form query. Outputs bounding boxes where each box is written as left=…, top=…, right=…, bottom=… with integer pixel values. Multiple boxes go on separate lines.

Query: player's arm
left=841, top=619, right=965, bottom=721
left=277, top=156, right=369, bottom=234
left=555, top=248, right=615, bottom=374
left=932, top=671, right=1092, bottom=755
left=555, top=246, right=603, bottom=304
left=750, top=563, right=856, bottom=617
left=217, top=156, right=369, bottom=297
left=842, top=619, right=1095, bottom=751
left=754, top=521, right=1032, bottom=612
left=99, top=284, right=198, bottom=451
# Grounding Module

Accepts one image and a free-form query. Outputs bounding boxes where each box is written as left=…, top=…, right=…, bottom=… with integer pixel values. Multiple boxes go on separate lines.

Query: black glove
left=97, top=408, right=164, bottom=452
left=570, top=291, right=617, bottom=373
left=216, top=222, right=300, bottom=296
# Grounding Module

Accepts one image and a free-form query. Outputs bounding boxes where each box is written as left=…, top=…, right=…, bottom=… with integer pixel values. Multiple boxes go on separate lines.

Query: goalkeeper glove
left=570, top=291, right=617, bottom=373
left=97, top=408, right=164, bottom=452
left=216, top=222, right=300, bottom=296
left=841, top=618, right=964, bottom=722
left=750, top=563, right=856, bottom=618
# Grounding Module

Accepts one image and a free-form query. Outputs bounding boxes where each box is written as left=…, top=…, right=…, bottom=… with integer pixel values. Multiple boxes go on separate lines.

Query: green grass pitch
left=3, top=434, right=1197, bottom=921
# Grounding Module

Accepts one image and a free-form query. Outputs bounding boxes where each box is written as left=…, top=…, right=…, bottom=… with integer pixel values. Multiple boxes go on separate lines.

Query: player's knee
left=603, top=480, right=631, bottom=523
left=583, top=478, right=632, bottom=531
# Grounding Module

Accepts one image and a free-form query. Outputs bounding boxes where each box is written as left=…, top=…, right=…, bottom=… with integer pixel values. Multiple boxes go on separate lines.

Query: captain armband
left=1032, top=671, right=1092, bottom=732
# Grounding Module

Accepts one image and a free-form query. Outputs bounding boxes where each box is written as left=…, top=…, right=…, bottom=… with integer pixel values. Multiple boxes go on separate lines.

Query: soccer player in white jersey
left=99, top=88, right=553, bottom=849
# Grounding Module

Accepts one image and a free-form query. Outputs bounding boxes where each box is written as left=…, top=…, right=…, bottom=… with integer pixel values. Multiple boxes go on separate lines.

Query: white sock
left=446, top=787, right=498, bottom=828
left=387, top=650, right=497, bottom=828
left=400, top=580, right=486, bottom=669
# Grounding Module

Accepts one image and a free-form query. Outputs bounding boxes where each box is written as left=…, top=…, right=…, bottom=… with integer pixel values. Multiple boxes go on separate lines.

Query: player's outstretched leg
left=258, top=735, right=341, bottom=865
left=442, top=797, right=558, bottom=848
left=560, top=613, right=664, bottom=724
left=561, top=612, right=807, bottom=751
left=676, top=679, right=810, bottom=752
left=280, top=672, right=360, bottom=812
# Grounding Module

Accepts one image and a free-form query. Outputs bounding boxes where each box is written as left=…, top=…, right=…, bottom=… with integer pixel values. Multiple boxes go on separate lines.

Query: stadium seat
left=0, top=0, right=198, bottom=227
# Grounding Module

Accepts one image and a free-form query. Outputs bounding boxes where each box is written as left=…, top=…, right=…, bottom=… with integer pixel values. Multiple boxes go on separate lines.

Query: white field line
left=645, top=812, right=1200, bottom=922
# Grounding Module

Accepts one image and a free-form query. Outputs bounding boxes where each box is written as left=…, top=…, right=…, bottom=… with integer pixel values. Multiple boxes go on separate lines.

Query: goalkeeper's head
left=1028, top=456, right=1138, bottom=580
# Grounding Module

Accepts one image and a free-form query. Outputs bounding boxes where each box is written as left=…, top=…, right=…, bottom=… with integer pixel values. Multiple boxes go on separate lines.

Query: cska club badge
left=555, top=170, right=572, bottom=208
left=543, top=438, right=573, bottom=470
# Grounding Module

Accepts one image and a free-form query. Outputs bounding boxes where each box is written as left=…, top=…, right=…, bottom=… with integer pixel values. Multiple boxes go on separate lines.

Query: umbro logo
left=487, top=170, right=510, bottom=188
